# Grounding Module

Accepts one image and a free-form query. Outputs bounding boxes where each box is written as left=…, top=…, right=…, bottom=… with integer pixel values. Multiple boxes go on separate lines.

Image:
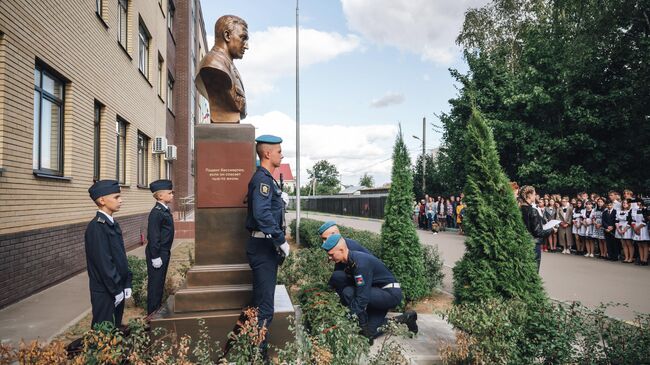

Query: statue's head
left=215, top=15, right=249, bottom=60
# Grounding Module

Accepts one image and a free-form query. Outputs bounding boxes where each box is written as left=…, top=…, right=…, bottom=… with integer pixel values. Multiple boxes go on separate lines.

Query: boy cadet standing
left=146, top=179, right=175, bottom=315
left=85, top=180, right=132, bottom=327
left=245, top=135, right=290, bottom=358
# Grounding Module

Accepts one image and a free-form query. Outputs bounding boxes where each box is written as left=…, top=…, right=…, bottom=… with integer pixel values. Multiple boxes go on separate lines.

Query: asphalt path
left=292, top=211, right=650, bottom=321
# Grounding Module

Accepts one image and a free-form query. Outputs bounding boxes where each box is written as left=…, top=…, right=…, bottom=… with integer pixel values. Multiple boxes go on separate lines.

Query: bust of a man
left=195, top=15, right=248, bottom=123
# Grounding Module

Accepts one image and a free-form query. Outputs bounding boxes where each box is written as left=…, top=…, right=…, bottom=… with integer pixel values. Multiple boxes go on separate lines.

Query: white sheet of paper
left=543, top=220, right=561, bottom=230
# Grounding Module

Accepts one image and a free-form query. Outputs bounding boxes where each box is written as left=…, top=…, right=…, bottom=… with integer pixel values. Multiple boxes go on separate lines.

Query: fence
left=288, top=194, right=389, bottom=219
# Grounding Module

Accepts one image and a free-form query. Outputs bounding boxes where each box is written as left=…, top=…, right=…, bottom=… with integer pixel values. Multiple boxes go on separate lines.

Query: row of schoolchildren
left=84, top=179, right=175, bottom=328
left=413, top=194, right=467, bottom=234
left=532, top=190, right=649, bottom=266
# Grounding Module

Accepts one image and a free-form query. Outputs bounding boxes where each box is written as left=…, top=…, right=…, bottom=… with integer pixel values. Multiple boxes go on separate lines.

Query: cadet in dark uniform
left=321, top=234, right=417, bottom=342
left=318, top=221, right=371, bottom=296
left=85, top=180, right=133, bottom=327
left=146, top=179, right=175, bottom=315
left=245, top=135, right=290, bottom=353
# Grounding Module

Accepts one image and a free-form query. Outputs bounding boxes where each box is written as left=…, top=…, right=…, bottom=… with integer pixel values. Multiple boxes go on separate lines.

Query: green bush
left=452, top=108, right=547, bottom=308
left=127, top=255, right=148, bottom=309
left=422, top=245, right=445, bottom=292
left=380, top=129, right=429, bottom=303
left=289, top=218, right=323, bottom=248
left=442, top=299, right=650, bottom=365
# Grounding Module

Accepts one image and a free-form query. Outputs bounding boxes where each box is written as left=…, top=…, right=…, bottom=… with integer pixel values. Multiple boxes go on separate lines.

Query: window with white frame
left=33, top=64, right=65, bottom=176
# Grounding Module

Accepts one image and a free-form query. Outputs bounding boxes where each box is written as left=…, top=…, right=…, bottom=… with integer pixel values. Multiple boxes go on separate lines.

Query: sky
left=199, top=0, right=488, bottom=187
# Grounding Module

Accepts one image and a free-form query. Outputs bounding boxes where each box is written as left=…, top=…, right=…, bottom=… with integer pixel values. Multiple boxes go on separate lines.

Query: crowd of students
left=521, top=189, right=649, bottom=266
left=413, top=194, right=466, bottom=234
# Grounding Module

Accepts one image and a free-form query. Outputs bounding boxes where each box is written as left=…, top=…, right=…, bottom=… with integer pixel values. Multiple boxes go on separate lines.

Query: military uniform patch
left=354, top=274, right=365, bottom=287
left=260, top=183, right=270, bottom=196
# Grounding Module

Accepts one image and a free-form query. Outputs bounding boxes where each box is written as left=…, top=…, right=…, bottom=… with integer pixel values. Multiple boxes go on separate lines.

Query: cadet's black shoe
left=393, top=310, right=418, bottom=334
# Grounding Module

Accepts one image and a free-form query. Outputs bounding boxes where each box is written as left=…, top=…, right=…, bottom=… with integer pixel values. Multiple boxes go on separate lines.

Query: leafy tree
left=307, top=160, right=341, bottom=195
left=380, top=127, right=428, bottom=303
left=358, top=173, right=375, bottom=188
left=452, top=107, right=547, bottom=308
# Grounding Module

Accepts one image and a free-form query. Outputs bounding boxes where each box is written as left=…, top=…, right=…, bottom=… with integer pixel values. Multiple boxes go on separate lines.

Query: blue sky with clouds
left=199, top=0, right=487, bottom=186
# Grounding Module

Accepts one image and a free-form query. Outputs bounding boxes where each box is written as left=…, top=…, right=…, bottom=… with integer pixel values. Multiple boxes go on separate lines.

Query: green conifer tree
left=452, top=108, right=547, bottom=307
left=381, top=127, right=428, bottom=302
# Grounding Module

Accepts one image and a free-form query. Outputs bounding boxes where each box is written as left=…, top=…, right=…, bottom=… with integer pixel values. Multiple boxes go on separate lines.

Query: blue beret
left=255, top=135, right=282, bottom=144
left=150, top=179, right=173, bottom=193
left=321, top=233, right=342, bottom=251
left=318, top=221, right=337, bottom=235
left=89, top=180, right=120, bottom=201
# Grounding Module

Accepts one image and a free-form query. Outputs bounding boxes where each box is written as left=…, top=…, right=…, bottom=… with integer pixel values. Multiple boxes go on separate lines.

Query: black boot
left=393, top=310, right=418, bottom=334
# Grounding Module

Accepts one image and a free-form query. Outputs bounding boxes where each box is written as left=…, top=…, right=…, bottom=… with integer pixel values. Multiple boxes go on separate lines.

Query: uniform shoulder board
left=97, top=216, right=106, bottom=224
left=260, top=183, right=270, bottom=197
left=155, top=206, right=162, bottom=210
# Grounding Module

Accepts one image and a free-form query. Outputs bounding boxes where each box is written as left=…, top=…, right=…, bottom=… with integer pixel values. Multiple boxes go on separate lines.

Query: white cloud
left=341, top=0, right=489, bottom=64
left=243, top=111, right=397, bottom=186
left=221, top=27, right=361, bottom=96
left=370, top=92, right=405, bottom=108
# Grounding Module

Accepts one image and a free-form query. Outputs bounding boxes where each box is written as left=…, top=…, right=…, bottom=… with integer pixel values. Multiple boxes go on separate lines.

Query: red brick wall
left=0, top=213, right=147, bottom=309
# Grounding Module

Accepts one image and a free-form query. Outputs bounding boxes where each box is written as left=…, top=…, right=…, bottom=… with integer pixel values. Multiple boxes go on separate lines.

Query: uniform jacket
left=558, top=205, right=573, bottom=226
left=146, top=202, right=175, bottom=258
left=602, top=208, right=617, bottom=233
left=334, top=238, right=371, bottom=272
left=246, top=166, right=285, bottom=246
left=84, top=212, right=133, bottom=296
left=345, top=251, right=397, bottom=324
left=520, top=203, right=553, bottom=244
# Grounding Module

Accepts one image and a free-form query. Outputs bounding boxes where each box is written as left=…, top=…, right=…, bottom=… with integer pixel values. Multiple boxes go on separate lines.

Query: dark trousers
left=535, top=244, right=542, bottom=273
left=246, top=237, right=280, bottom=328
left=90, top=290, right=125, bottom=328
left=146, top=250, right=171, bottom=315
left=329, top=269, right=348, bottom=297
left=341, top=286, right=403, bottom=336
left=605, top=232, right=620, bottom=260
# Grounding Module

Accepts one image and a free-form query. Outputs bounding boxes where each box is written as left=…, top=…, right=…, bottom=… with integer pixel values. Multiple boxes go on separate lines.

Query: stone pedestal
left=150, top=124, right=295, bottom=355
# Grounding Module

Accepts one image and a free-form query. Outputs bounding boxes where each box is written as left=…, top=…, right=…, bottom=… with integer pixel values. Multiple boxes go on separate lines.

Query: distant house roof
left=360, top=186, right=390, bottom=195
left=272, top=163, right=294, bottom=181
left=338, top=185, right=364, bottom=195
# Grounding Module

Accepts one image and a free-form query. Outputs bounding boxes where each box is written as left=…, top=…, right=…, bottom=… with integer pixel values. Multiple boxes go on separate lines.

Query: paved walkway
left=294, top=211, right=650, bottom=321
left=0, top=240, right=187, bottom=346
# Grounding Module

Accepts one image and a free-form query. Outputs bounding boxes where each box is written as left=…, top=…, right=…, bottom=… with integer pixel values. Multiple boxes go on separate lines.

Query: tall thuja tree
left=453, top=107, right=547, bottom=307
left=381, top=127, right=428, bottom=302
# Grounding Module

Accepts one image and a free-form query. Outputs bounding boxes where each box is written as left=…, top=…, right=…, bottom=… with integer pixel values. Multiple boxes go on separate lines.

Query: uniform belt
left=382, top=283, right=400, bottom=289
left=251, top=231, right=269, bottom=238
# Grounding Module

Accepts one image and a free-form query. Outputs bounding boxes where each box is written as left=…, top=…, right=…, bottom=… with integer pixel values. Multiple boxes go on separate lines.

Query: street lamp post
left=412, top=117, right=426, bottom=196
left=295, top=0, right=301, bottom=246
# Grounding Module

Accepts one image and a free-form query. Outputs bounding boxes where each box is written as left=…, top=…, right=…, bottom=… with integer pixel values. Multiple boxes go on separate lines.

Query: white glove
left=152, top=257, right=163, bottom=268
left=281, top=192, right=289, bottom=206
left=279, top=242, right=290, bottom=257
left=114, top=292, right=124, bottom=307
left=124, top=288, right=132, bottom=299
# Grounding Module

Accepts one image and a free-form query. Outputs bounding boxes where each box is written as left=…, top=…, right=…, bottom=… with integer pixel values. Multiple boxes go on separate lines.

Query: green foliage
left=440, top=0, right=650, bottom=193
left=452, top=108, right=547, bottom=308
left=367, top=321, right=411, bottom=365
left=381, top=129, right=429, bottom=303
left=442, top=299, right=650, bottom=365
left=422, top=245, right=445, bottom=293
left=359, top=172, right=375, bottom=188
left=412, top=152, right=451, bottom=198
left=127, top=255, right=148, bottom=309
left=307, top=160, right=342, bottom=195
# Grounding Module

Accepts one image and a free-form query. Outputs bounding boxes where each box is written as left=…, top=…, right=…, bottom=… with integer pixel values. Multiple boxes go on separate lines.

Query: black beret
left=89, top=180, right=121, bottom=201
left=150, top=179, right=173, bottom=193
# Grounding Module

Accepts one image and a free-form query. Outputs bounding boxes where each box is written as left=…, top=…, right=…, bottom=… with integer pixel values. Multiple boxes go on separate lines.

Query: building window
left=138, top=20, right=150, bottom=78
left=96, top=0, right=102, bottom=16
left=33, top=64, right=65, bottom=176
left=93, top=101, right=103, bottom=181
left=166, top=71, right=174, bottom=112
left=117, top=0, right=128, bottom=49
left=157, top=54, right=164, bottom=97
left=137, top=132, right=149, bottom=187
left=166, top=160, right=172, bottom=179
left=116, top=117, right=127, bottom=184
left=167, top=0, right=175, bottom=33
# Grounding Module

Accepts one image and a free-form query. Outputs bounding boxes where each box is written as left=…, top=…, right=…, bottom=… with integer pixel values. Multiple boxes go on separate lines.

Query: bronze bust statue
left=196, top=15, right=248, bottom=123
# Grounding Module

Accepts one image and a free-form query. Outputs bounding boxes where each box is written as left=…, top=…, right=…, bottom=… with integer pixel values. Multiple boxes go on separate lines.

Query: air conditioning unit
left=165, top=145, right=177, bottom=161
left=153, top=136, right=167, bottom=154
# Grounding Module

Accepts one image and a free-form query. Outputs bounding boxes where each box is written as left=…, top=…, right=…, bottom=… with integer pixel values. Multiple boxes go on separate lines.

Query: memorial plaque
left=196, top=141, right=253, bottom=208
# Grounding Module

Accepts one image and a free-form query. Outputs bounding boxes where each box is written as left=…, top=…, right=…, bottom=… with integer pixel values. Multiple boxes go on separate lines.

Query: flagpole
left=295, top=0, right=301, bottom=246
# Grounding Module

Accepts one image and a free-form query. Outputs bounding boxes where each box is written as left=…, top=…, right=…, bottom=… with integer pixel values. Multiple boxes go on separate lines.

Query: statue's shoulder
left=198, top=48, right=232, bottom=75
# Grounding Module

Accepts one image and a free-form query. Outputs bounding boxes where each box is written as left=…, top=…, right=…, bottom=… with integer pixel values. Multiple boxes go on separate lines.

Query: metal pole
left=295, top=0, right=301, bottom=246
left=422, top=117, right=426, bottom=195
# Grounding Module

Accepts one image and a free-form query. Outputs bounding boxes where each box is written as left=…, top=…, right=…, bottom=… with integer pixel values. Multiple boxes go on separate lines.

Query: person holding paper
left=519, top=186, right=556, bottom=273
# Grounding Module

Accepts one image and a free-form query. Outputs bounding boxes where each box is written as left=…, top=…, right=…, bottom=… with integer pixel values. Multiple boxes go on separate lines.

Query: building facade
left=167, top=0, right=209, bottom=210
left=0, top=0, right=180, bottom=308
